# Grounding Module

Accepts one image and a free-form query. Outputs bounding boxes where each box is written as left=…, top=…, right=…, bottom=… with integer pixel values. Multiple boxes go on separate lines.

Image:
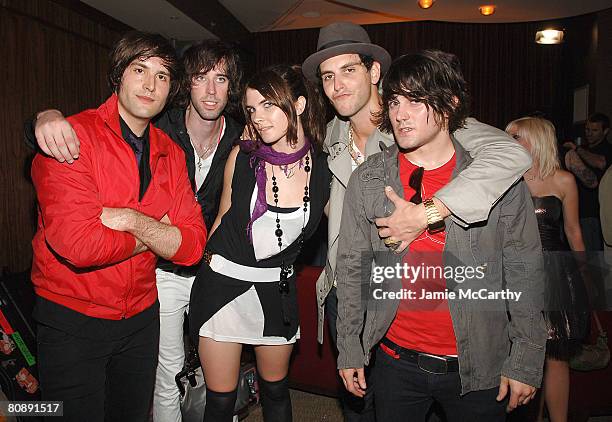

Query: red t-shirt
left=385, top=151, right=458, bottom=356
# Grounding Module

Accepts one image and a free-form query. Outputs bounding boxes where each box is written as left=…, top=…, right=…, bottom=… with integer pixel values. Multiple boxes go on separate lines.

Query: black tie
left=125, top=131, right=144, bottom=166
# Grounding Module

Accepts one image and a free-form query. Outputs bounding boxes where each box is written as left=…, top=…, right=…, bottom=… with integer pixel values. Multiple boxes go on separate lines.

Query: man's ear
left=295, top=96, right=307, bottom=116
left=370, top=61, right=381, bottom=85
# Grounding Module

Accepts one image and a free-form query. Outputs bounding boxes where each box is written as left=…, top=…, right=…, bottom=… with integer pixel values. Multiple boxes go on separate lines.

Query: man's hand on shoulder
left=35, top=109, right=80, bottom=163
left=496, top=375, right=537, bottom=413
left=375, top=187, right=449, bottom=252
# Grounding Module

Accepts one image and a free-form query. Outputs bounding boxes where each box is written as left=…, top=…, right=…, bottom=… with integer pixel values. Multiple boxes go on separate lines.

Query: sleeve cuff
left=435, top=176, right=493, bottom=226
left=501, top=340, right=545, bottom=388
left=119, top=231, right=137, bottom=259
left=337, top=336, right=366, bottom=369
left=170, top=225, right=205, bottom=266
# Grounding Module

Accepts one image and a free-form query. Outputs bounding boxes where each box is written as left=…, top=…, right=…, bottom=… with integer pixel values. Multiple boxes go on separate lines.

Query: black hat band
left=318, top=39, right=364, bottom=51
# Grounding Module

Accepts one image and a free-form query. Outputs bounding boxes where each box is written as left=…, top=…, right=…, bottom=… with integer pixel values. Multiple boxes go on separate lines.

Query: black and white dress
left=189, top=148, right=331, bottom=344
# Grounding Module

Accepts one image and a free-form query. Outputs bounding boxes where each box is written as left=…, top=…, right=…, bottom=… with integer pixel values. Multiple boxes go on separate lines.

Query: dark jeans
left=326, top=287, right=376, bottom=422
left=36, top=314, right=159, bottom=422
left=373, top=347, right=507, bottom=422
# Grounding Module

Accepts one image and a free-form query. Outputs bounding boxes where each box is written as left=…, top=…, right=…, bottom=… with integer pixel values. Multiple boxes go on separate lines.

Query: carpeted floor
left=242, top=389, right=612, bottom=422
left=243, top=389, right=342, bottom=422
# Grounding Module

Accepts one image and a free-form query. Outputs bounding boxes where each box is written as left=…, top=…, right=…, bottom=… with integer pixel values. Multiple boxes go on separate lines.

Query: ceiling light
left=535, top=29, right=564, bottom=44
left=418, top=0, right=435, bottom=9
left=479, top=5, right=496, bottom=16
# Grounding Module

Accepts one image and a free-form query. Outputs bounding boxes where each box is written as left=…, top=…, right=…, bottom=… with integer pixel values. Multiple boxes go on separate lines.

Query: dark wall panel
left=0, top=0, right=123, bottom=273
left=596, top=8, right=612, bottom=120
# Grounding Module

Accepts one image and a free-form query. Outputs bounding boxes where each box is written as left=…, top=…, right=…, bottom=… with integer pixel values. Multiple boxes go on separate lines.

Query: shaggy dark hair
left=107, top=31, right=181, bottom=104
left=242, top=64, right=326, bottom=149
left=181, top=40, right=243, bottom=114
left=588, top=112, right=610, bottom=130
left=376, top=50, right=470, bottom=134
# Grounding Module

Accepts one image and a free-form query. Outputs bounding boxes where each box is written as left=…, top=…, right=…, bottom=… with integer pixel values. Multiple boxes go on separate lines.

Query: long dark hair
left=181, top=40, right=243, bottom=114
left=242, top=65, right=326, bottom=149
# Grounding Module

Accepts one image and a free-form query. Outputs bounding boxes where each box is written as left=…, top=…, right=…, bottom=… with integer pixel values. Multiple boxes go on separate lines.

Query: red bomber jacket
left=31, top=94, right=207, bottom=319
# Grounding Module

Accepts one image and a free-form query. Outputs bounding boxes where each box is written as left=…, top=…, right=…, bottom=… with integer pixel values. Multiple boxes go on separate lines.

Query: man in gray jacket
left=302, top=21, right=533, bottom=420
left=335, top=50, right=547, bottom=421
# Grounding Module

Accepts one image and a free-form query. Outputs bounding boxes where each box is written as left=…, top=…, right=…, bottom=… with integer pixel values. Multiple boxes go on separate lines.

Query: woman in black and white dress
left=189, top=64, right=330, bottom=422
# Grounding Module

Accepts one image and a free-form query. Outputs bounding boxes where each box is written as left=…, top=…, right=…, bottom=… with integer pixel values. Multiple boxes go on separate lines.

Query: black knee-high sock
left=203, top=388, right=237, bottom=422
left=259, top=376, right=292, bottom=422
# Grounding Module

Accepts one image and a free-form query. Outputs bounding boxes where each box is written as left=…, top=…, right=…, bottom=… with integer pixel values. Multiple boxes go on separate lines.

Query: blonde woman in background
left=506, top=117, right=589, bottom=422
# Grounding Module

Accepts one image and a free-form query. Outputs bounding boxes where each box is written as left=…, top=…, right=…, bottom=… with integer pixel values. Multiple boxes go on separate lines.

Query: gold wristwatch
left=423, top=198, right=445, bottom=234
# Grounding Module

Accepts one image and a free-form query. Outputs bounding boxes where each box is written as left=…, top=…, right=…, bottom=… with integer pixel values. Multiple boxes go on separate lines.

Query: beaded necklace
left=270, top=154, right=311, bottom=294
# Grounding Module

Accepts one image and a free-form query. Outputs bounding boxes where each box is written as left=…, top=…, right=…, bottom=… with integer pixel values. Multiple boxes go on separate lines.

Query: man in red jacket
left=30, top=32, right=206, bottom=422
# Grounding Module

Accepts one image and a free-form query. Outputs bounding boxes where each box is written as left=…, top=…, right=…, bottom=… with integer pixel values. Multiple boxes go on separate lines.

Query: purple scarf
left=241, top=138, right=312, bottom=242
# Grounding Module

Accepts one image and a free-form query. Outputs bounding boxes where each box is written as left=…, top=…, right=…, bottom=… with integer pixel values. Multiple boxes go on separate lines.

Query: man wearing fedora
left=302, top=22, right=533, bottom=420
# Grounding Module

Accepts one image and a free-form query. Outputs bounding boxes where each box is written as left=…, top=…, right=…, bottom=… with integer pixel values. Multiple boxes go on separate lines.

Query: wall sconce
left=479, top=5, right=496, bottom=16
left=535, top=29, right=564, bottom=44
left=418, top=0, right=435, bottom=9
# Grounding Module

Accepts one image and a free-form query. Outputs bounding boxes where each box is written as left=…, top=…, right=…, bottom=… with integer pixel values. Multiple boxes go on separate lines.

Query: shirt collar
left=119, top=116, right=150, bottom=143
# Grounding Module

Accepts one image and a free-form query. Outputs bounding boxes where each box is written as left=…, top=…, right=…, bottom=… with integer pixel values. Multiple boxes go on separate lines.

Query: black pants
left=36, top=314, right=159, bottom=422
left=373, top=347, right=507, bottom=422
left=326, top=287, right=376, bottom=422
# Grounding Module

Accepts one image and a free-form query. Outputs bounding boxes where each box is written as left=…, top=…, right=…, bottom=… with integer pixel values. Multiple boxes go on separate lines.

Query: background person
left=507, top=116, right=590, bottom=422
left=563, top=112, right=612, bottom=251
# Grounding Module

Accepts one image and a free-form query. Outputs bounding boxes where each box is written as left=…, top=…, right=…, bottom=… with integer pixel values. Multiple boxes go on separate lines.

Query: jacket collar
left=166, top=106, right=185, bottom=125
left=380, top=134, right=473, bottom=195
left=98, top=94, right=170, bottom=160
left=326, top=117, right=394, bottom=187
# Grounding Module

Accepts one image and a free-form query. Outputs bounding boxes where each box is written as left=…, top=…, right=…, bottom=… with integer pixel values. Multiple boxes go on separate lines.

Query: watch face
left=428, top=220, right=446, bottom=234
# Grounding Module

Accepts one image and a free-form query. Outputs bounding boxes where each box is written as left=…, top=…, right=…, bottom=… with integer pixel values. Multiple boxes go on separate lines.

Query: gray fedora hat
left=302, top=22, right=391, bottom=82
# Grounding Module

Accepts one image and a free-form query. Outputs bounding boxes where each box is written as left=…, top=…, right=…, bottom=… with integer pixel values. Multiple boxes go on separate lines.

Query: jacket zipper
left=114, top=124, right=145, bottom=319
left=124, top=149, right=162, bottom=318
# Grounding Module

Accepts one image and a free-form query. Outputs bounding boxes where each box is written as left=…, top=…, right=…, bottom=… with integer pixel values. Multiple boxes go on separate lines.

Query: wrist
left=122, top=208, right=140, bottom=233
left=415, top=203, right=428, bottom=230
left=431, top=196, right=450, bottom=219
left=35, top=109, right=62, bottom=122
left=423, top=197, right=446, bottom=234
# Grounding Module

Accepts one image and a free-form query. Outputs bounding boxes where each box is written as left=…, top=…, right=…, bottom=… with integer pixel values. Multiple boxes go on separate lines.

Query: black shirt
left=152, top=108, right=243, bottom=230
left=575, top=141, right=612, bottom=218
left=119, top=117, right=151, bottom=200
